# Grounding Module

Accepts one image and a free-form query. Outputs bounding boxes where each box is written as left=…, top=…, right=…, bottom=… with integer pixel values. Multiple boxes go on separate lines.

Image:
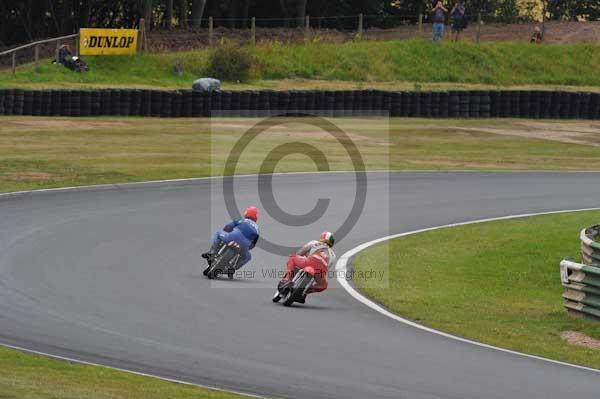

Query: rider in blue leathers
left=202, top=206, right=259, bottom=273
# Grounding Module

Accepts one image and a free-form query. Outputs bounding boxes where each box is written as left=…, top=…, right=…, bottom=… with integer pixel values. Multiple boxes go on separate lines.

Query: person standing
left=431, top=1, right=448, bottom=42
left=450, top=0, right=467, bottom=41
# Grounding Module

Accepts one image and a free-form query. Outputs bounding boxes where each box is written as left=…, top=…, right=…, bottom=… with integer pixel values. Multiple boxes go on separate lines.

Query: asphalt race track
left=2, top=172, right=600, bottom=399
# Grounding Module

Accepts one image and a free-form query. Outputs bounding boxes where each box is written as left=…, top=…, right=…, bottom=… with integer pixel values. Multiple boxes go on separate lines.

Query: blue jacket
left=223, top=218, right=259, bottom=249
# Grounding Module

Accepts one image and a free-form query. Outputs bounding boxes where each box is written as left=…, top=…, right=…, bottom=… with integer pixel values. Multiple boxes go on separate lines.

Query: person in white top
left=278, top=232, right=336, bottom=303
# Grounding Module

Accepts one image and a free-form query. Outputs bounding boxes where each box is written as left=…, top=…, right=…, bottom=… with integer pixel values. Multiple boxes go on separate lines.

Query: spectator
left=530, top=26, right=543, bottom=44
left=431, top=1, right=448, bottom=42
left=57, top=44, right=72, bottom=64
left=450, top=0, right=467, bottom=42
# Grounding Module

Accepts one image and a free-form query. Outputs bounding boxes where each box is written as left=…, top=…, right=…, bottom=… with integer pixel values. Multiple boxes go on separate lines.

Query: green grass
left=2, top=39, right=600, bottom=89
left=2, top=116, right=600, bottom=192
left=0, top=346, right=248, bottom=399
left=353, top=210, right=600, bottom=369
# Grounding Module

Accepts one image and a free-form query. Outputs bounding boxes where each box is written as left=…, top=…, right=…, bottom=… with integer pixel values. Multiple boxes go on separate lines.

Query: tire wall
left=0, top=89, right=598, bottom=119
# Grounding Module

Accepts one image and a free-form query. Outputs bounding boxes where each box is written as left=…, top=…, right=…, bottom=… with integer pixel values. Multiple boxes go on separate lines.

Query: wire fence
left=2, top=13, right=600, bottom=70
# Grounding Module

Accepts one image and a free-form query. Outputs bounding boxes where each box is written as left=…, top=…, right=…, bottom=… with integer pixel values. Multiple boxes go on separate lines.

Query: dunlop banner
left=79, top=28, right=138, bottom=55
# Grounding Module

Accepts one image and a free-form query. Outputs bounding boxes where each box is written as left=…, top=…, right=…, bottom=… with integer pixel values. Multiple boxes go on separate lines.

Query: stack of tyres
left=160, top=91, right=172, bottom=117
left=489, top=91, right=500, bottom=117
left=550, top=92, right=562, bottom=119
left=239, top=91, right=251, bottom=116
left=529, top=91, right=540, bottom=119
left=439, top=91, right=449, bottom=118
left=257, top=90, right=269, bottom=116
left=24, top=90, right=35, bottom=115
left=508, top=91, right=520, bottom=117
left=361, top=90, right=373, bottom=115
left=229, top=91, right=241, bottom=115
left=305, top=91, right=316, bottom=113
left=129, top=90, right=142, bottom=116
left=469, top=91, right=481, bottom=118
left=539, top=91, right=552, bottom=119
left=60, top=90, right=71, bottom=116
left=108, top=89, right=120, bottom=116
left=371, top=90, right=383, bottom=115
left=343, top=91, right=354, bottom=115
left=211, top=91, right=221, bottom=116
left=150, top=91, right=162, bottom=117
left=171, top=91, right=183, bottom=117
left=12, top=90, right=24, bottom=116
left=120, top=90, right=131, bottom=117
left=40, top=90, right=52, bottom=116
left=31, top=90, right=42, bottom=116
left=419, top=92, right=431, bottom=117
left=499, top=91, right=511, bottom=118
left=181, top=90, right=193, bottom=117
left=2, top=89, right=14, bottom=116
left=99, top=90, right=110, bottom=116
left=591, top=93, right=600, bottom=119
left=191, top=91, right=203, bottom=117
left=287, top=91, right=298, bottom=113
left=430, top=92, right=440, bottom=118
left=479, top=91, right=491, bottom=118
left=91, top=91, right=102, bottom=116
left=70, top=90, right=82, bottom=116
left=323, top=91, right=335, bottom=117
left=569, top=92, right=581, bottom=119
left=201, top=92, right=212, bottom=117
left=410, top=92, right=421, bottom=117
left=448, top=91, right=460, bottom=118
left=333, top=91, right=345, bottom=117
left=390, top=92, right=402, bottom=117
left=80, top=91, right=92, bottom=116
left=458, top=91, right=469, bottom=118
left=249, top=91, right=259, bottom=117
left=519, top=91, right=531, bottom=118
left=49, top=90, right=60, bottom=116
left=580, top=92, right=591, bottom=119
left=0, top=90, right=5, bottom=115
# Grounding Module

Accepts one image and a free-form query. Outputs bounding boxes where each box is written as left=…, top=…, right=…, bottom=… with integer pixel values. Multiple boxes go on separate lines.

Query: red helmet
left=244, top=206, right=259, bottom=221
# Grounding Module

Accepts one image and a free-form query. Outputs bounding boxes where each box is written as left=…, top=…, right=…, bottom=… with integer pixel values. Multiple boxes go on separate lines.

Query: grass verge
left=0, top=346, right=248, bottom=399
left=353, top=210, right=600, bottom=369
left=2, top=39, right=600, bottom=89
left=2, top=116, right=600, bottom=192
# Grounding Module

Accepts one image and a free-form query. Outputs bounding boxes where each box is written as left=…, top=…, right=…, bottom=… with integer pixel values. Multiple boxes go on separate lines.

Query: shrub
left=207, top=41, right=253, bottom=82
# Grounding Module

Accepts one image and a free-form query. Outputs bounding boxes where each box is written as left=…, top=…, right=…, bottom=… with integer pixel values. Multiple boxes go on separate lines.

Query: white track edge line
left=0, top=340, right=267, bottom=399
left=335, top=207, right=600, bottom=374
left=2, top=170, right=600, bottom=199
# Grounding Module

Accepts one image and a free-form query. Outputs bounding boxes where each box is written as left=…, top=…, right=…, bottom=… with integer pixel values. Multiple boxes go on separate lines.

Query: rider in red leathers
left=279, top=232, right=336, bottom=303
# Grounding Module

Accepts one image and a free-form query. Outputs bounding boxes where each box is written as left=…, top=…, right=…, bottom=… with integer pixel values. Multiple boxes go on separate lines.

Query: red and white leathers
left=284, top=240, right=336, bottom=294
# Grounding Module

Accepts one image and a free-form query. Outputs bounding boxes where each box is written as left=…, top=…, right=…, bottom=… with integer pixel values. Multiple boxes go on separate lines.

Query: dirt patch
left=450, top=122, right=600, bottom=147
left=6, top=119, right=129, bottom=130
left=2, top=172, right=55, bottom=182
left=561, top=331, right=600, bottom=351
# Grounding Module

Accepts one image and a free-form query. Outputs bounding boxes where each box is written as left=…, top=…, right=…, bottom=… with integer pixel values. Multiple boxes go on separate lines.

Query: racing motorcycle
left=272, top=265, right=316, bottom=306
left=202, top=241, right=241, bottom=280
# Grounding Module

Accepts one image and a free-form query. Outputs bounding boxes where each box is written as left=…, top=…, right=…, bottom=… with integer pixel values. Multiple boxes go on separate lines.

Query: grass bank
left=2, top=39, right=600, bottom=89
left=0, top=346, right=247, bottom=399
left=353, top=210, right=600, bottom=369
left=1, top=117, right=600, bottom=192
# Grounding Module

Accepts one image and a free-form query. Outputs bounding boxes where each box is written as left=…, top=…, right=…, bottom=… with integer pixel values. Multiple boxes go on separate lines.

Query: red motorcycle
left=272, top=264, right=317, bottom=307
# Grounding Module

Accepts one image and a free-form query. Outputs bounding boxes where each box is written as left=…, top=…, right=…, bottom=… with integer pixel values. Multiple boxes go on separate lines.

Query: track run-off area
left=2, top=171, right=600, bottom=399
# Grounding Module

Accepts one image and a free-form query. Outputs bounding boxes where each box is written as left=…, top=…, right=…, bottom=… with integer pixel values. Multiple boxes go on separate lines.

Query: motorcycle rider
left=278, top=231, right=336, bottom=303
left=202, top=206, right=259, bottom=275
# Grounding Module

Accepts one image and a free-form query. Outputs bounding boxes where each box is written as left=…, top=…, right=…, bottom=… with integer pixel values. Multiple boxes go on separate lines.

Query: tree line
left=2, top=0, right=599, bottom=46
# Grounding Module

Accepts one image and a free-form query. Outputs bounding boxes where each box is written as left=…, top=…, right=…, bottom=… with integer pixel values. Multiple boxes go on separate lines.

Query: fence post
left=251, top=17, right=256, bottom=46
left=418, top=14, right=423, bottom=34
left=139, top=18, right=146, bottom=52
left=34, top=44, right=39, bottom=71
left=12, top=52, right=16, bottom=75
left=541, top=6, right=547, bottom=41
left=209, top=16, right=214, bottom=47
left=55, top=40, right=61, bottom=63
left=476, top=13, right=482, bottom=43
left=358, top=13, right=363, bottom=38
left=74, top=35, right=79, bottom=56
left=305, top=15, right=310, bottom=41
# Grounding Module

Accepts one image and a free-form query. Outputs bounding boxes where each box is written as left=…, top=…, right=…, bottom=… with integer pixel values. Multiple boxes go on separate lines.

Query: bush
left=207, top=41, right=253, bottom=82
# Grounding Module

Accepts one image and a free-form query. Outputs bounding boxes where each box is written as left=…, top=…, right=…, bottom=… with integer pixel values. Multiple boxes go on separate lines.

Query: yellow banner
left=79, top=28, right=138, bottom=55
